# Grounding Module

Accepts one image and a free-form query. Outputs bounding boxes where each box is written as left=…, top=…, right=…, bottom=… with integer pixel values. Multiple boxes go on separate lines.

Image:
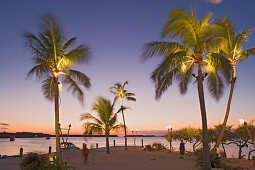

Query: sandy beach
left=1, top=146, right=255, bottom=170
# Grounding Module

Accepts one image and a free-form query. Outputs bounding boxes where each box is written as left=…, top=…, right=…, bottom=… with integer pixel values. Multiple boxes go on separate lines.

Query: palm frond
left=82, top=122, right=103, bottom=135
left=80, top=113, right=103, bottom=125
left=238, top=48, right=255, bottom=61
left=142, top=41, right=187, bottom=60
left=62, top=75, right=84, bottom=103
left=111, top=123, right=124, bottom=132
left=206, top=72, right=224, bottom=101
left=68, top=69, right=91, bottom=88
left=123, top=81, right=128, bottom=88
left=41, top=76, right=56, bottom=101
left=63, top=37, right=76, bottom=50
left=26, top=63, right=51, bottom=80
left=65, top=45, right=90, bottom=64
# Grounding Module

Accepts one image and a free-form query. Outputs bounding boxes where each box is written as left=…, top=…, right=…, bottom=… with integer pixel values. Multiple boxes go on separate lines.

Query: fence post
left=113, top=140, right=115, bottom=147
left=48, top=146, right=52, bottom=153
left=142, top=139, right=143, bottom=147
left=96, top=143, right=98, bottom=149
left=20, top=147, right=23, bottom=157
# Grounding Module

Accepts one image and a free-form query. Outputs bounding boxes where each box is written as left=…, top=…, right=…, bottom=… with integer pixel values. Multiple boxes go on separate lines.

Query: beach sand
left=1, top=146, right=255, bottom=170
left=67, top=146, right=197, bottom=170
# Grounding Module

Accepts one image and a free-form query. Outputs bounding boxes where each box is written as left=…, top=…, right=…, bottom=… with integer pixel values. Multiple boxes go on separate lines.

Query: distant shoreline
left=0, top=132, right=159, bottom=138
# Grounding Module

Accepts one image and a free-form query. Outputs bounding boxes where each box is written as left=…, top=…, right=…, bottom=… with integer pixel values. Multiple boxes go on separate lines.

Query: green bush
left=21, top=153, right=49, bottom=170
left=143, top=143, right=166, bottom=152
left=194, top=149, right=222, bottom=168
left=47, top=156, right=69, bottom=169
left=144, top=145, right=153, bottom=151
left=152, top=143, right=166, bottom=151
left=21, top=153, right=71, bottom=170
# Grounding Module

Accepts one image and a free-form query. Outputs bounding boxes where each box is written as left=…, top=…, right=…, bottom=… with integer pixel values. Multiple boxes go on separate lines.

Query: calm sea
left=0, top=137, right=254, bottom=159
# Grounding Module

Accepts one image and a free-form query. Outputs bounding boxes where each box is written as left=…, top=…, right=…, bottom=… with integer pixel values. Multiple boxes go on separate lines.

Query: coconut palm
left=25, top=15, right=91, bottom=158
left=80, top=97, right=124, bottom=154
left=110, top=81, right=136, bottom=150
left=212, top=17, right=255, bottom=149
left=142, top=8, right=230, bottom=169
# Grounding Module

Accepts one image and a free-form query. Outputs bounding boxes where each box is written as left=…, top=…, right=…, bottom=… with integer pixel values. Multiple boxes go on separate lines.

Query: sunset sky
left=0, top=0, right=255, bottom=135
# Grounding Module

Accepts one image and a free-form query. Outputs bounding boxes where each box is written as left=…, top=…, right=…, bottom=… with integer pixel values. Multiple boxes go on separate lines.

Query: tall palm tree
left=25, top=15, right=91, bottom=158
left=142, top=8, right=230, bottom=170
left=80, top=97, right=124, bottom=154
left=110, top=81, right=136, bottom=150
left=212, top=17, right=255, bottom=149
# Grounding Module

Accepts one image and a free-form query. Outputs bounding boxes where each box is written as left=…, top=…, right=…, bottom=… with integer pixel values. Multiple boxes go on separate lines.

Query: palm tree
left=25, top=15, right=91, bottom=158
left=142, top=8, right=229, bottom=170
left=212, top=17, right=255, bottom=149
left=110, top=81, right=136, bottom=150
left=80, top=97, right=124, bottom=154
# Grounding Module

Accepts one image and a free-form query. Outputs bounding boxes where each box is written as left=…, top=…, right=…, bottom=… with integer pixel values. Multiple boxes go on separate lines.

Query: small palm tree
left=142, top=8, right=230, bottom=169
left=80, top=97, right=124, bottom=154
left=110, top=81, right=136, bottom=150
left=212, top=17, right=255, bottom=149
left=25, top=15, right=91, bottom=157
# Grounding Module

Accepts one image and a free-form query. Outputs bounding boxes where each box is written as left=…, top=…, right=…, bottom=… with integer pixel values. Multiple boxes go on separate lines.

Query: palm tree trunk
left=197, top=64, right=211, bottom=170
left=54, top=78, right=61, bottom=158
left=121, top=100, right=127, bottom=150
left=106, top=131, right=110, bottom=154
left=214, top=66, right=236, bottom=149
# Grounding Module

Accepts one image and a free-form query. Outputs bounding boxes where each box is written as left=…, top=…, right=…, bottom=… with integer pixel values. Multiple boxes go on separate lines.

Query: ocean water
left=0, top=137, right=254, bottom=159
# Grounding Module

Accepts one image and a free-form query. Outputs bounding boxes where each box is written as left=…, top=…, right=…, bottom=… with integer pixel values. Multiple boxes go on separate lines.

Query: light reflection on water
left=0, top=137, right=254, bottom=158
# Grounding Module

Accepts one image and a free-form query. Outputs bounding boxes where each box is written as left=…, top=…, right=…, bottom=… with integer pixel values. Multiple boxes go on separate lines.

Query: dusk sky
left=1, top=0, right=255, bottom=135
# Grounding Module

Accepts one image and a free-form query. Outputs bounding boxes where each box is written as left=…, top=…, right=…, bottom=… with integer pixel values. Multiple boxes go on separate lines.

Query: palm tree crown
left=80, top=97, right=123, bottom=153
left=25, top=15, right=91, bottom=103
left=142, top=8, right=230, bottom=100
left=110, top=81, right=136, bottom=150
left=211, top=17, right=255, bottom=149
left=110, top=81, right=136, bottom=103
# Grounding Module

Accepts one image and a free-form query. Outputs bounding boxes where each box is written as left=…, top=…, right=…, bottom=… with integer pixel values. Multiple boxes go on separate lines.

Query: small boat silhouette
left=10, top=136, right=15, bottom=141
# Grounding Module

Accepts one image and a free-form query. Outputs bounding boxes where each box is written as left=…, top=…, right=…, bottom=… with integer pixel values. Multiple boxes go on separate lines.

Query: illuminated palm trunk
left=121, top=100, right=128, bottom=150
left=197, top=64, right=211, bottom=170
left=214, top=65, right=236, bottom=149
left=106, top=130, right=110, bottom=154
left=54, top=77, right=61, bottom=158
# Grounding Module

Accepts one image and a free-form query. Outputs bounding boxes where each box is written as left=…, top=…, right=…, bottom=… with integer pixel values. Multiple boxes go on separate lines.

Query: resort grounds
left=1, top=146, right=255, bottom=170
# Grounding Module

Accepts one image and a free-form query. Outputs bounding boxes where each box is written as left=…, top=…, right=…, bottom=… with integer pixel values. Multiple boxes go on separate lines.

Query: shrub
left=152, top=143, right=166, bottom=151
left=144, top=145, right=153, bottom=151
left=194, top=149, right=222, bottom=168
left=21, top=153, right=49, bottom=170
left=143, top=143, right=166, bottom=152
left=47, top=156, right=69, bottom=169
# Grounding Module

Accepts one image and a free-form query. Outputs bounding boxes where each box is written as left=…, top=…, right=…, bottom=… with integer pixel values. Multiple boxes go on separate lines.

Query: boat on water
left=45, top=136, right=50, bottom=140
left=10, top=136, right=15, bottom=141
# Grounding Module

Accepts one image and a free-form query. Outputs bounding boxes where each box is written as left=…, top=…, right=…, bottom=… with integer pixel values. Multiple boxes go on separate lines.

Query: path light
left=166, top=125, right=173, bottom=152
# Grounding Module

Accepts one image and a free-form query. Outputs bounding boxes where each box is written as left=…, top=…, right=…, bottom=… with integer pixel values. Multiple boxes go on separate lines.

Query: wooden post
left=49, top=146, right=52, bottom=153
left=20, top=147, right=23, bottom=157
left=96, top=143, right=98, bottom=149
left=142, top=139, right=143, bottom=147
left=113, top=140, right=115, bottom=147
